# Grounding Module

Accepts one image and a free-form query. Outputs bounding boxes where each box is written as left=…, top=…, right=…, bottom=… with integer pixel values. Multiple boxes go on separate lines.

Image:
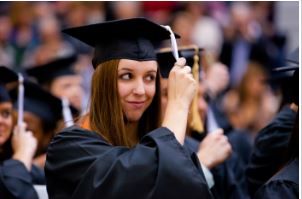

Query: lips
left=126, top=101, right=145, bottom=109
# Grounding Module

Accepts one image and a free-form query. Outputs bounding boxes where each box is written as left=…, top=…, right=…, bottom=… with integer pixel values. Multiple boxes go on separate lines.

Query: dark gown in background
left=253, top=158, right=298, bottom=199
left=0, top=140, right=45, bottom=199
left=45, top=126, right=213, bottom=199
left=246, top=105, right=296, bottom=196
left=185, top=136, right=249, bottom=199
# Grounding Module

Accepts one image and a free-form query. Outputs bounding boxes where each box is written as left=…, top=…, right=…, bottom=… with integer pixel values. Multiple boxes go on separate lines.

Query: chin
left=0, top=137, right=8, bottom=146
left=125, top=112, right=144, bottom=123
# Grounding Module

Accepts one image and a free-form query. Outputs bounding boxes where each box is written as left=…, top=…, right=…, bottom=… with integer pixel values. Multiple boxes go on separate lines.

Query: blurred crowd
left=0, top=1, right=299, bottom=199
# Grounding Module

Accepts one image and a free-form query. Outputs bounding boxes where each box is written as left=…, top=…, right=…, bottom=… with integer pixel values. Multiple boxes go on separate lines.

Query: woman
left=0, top=66, right=44, bottom=199
left=45, top=18, right=212, bottom=198
left=8, top=81, right=67, bottom=168
left=254, top=112, right=299, bottom=199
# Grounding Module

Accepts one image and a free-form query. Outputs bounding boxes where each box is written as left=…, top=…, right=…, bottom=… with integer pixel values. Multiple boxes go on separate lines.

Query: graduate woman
left=0, top=66, right=44, bottom=199
left=45, top=18, right=213, bottom=198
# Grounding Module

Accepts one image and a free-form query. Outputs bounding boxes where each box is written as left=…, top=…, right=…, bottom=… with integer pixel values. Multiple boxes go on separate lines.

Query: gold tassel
left=158, top=45, right=204, bottom=133
left=189, top=45, right=204, bottom=133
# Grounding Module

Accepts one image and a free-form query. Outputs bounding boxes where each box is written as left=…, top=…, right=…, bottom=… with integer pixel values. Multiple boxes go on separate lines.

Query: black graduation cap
left=25, top=54, right=77, bottom=85
left=156, top=46, right=203, bottom=78
left=9, top=81, right=63, bottom=126
left=0, top=66, right=18, bottom=102
left=62, top=17, right=180, bottom=68
left=273, top=47, right=299, bottom=73
left=270, top=47, right=299, bottom=105
left=286, top=47, right=299, bottom=65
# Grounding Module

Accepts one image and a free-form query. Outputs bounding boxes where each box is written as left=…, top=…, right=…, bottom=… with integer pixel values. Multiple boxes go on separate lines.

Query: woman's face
left=118, top=59, right=157, bottom=122
left=0, top=102, right=13, bottom=146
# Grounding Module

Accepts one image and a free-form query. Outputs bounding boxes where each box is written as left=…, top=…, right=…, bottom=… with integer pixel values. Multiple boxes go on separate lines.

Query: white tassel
left=62, top=98, right=74, bottom=127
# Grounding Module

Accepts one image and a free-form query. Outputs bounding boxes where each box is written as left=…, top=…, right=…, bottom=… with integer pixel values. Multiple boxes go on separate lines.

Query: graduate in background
left=157, top=46, right=250, bottom=199
left=0, top=66, right=44, bottom=199
left=26, top=54, right=84, bottom=114
left=9, top=80, right=69, bottom=168
left=246, top=47, right=299, bottom=197
left=45, top=18, right=213, bottom=198
left=254, top=112, right=298, bottom=199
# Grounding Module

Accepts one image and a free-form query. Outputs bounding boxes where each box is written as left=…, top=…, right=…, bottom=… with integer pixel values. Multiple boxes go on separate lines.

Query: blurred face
left=247, top=74, right=267, bottom=97
left=50, top=75, right=84, bottom=111
left=0, top=102, right=13, bottom=146
left=118, top=59, right=157, bottom=122
left=0, top=16, right=12, bottom=42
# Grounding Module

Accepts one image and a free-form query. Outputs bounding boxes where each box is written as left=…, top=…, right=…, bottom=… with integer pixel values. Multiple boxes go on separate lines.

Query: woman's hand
left=167, top=57, right=196, bottom=110
left=12, top=122, right=37, bottom=171
left=162, top=57, right=197, bottom=145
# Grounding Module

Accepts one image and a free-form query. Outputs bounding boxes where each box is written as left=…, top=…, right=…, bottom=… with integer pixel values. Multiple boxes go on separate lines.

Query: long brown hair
left=87, top=59, right=161, bottom=147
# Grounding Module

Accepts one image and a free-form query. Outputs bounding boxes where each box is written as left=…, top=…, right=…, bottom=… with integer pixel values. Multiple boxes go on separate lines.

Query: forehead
left=118, top=59, right=158, bottom=71
left=0, top=102, right=13, bottom=109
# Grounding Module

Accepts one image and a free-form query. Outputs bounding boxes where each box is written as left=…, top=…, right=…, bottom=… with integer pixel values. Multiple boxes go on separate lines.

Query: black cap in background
left=0, top=66, right=18, bottom=102
left=26, top=54, right=77, bottom=85
left=9, top=81, right=63, bottom=128
left=270, top=47, right=299, bottom=105
left=156, top=46, right=203, bottom=78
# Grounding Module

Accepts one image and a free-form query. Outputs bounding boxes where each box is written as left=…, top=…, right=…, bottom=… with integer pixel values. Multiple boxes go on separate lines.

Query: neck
left=125, top=122, right=139, bottom=146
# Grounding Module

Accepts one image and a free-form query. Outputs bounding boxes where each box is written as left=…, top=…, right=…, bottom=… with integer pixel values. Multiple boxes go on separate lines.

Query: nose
left=133, top=79, right=145, bottom=95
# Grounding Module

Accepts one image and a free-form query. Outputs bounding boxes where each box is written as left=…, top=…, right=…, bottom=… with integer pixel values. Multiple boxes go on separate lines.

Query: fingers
left=13, top=122, right=28, bottom=135
left=212, top=128, right=223, bottom=135
left=175, top=57, right=186, bottom=67
left=183, top=66, right=192, bottom=74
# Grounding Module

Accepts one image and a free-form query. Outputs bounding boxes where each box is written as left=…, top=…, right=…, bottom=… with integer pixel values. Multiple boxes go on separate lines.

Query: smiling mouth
left=127, top=101, right=146, bottom=109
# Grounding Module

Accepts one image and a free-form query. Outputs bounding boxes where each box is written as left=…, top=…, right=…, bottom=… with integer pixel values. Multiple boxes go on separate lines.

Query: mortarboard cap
left=0, top=66, right=18, bottom=102
left=9, top=81, right=63, bottom=127
left=26, top=55, right=77, bottom=85
left=286, top=47, right=299, bottom=65
left=62, top=17, right=180, bottom=68
left=273, top=47, right=299, bottom=73
left=269, top=47, right=299, bottom=105
left=156, top=46, right=203, bottom=78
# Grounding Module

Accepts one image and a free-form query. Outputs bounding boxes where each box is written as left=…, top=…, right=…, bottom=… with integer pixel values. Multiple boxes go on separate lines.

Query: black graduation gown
left=0, top=159, right=45, bottom=199
left=254, top=158, right=298, bottom=199
left=246, top=106, right=296, bottom=196
left=45, top=126, right=213, bottom=199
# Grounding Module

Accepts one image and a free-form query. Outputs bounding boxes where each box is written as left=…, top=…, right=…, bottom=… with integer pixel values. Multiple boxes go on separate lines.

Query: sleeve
left=46, top=127, right=213, bottom=199
left=254, top=181, right=298, bottom=199
left=30, top=165, right=46, bottom=185
left=246, top=107, right=296, bottom=196
left=0, top=159, right=39, bottom=199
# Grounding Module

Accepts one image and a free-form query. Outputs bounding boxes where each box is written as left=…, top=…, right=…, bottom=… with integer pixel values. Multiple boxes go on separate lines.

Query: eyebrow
left=118, top=68, right=157, bottom=73
left=118, top=68, right=133, bottom=72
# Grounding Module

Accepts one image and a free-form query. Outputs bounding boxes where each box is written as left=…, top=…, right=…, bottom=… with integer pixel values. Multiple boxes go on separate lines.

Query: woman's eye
left=145, top=74, right=156, bottom=82
left=120, top=73, right=132, bottom=80
left=0, top=110, right=11, bottom=119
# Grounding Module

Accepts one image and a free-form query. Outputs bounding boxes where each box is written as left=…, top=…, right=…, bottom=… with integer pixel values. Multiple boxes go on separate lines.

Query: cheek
left=118, top=82, right=130, bottom=98
left=145, top=84, right=156, bottom=99
left=1, top=117, right=13, bottom=131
